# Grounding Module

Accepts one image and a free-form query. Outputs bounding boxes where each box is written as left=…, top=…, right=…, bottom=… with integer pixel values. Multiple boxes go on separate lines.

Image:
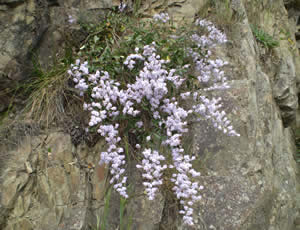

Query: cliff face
left=0, top=0, right=300, bottom=230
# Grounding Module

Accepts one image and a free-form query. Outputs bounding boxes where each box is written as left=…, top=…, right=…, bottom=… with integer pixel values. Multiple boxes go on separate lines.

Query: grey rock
left=0, top=0, right=25, bottom=4
left=273, top=58, right=298, bottom=126
left=0, top=0, right=300, bottom=230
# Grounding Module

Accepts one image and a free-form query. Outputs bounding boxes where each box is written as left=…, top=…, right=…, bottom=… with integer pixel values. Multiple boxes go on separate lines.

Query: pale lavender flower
left=136, top=149, right=167, bottom=200
left=136, top=121, right=143, bottom=128
left=153, top=12, right=170, bottom=23
left=68, top=15, right=76, bottom=24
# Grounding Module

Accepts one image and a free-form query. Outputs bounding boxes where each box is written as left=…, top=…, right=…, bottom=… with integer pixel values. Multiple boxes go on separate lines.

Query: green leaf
left=153, top=132, right=162, bottom=140
left=141, top=104, right=150, bottom=112
left=101, top=187, right=112, bottom=229
left=188, top=75, right=197, bottom=80
left=120, top=197, right=127, bottom=230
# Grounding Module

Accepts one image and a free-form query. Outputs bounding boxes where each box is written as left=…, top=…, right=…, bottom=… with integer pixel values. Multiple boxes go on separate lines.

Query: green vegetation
left=77, top=11, right=194, bottom=84
left=100, top=187, right=112, bottom=230
left=251, top=24, right=279, bottom=49
left=279, top=28, right=297, bottom=52
left=91, top=186, right=131, bottom=230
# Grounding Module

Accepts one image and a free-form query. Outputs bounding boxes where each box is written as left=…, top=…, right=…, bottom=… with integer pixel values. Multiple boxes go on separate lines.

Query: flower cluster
left=188, top=20, right=230, bottom=93
left=99, top=124, right=128, bottom=197
left=193, top=19, right=227, bottom=47
left=172, top=155, right=203, bottom=225
left=153, top=12, right=170, bottom=23
left=68, top=15, right=239, bottom=226
left=68, top=60, right=89, bottom=95
left=160, top=99, right=203, bottom=225
left=123, top=52, right=144, bottom=70
left=68, top=15, right=76, bottom=24
left=136, top=149, right=167, bottom=200
left=68, top=62, right=128, bottom=197
left=187, top=18, right=240, bottom=137
left=193, top=96, right=240, bottom=136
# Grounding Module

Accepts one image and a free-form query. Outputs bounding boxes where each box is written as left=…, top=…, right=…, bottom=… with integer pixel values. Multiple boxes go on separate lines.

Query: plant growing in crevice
left=69, top=11, right=240, bottom=226
left=92, top=186, right=132, bottom=230
left=14, top=47, right=81, bottom=127
left=100, top=187, right=112, bottom=230
left=279, top=28, right=297, bottom=52
left=251, top=24, right=279, bottom=49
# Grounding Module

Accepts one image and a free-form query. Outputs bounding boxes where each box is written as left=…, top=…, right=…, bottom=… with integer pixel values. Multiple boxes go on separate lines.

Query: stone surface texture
left=0, top=0, right=300, bottom=230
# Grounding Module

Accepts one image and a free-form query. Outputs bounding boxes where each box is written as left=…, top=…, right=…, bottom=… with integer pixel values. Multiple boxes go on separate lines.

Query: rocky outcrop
left=0, top=0, right=49, bottom=112
left=0, top=129, right=166, bottom=230
left=0, top=0, right=116, bottom=113
left=0, top=0, right=300, bottom=230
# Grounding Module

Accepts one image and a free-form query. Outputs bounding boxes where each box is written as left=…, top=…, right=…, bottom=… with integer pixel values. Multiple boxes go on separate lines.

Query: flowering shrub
left=68, top=12, right=239, bottom=226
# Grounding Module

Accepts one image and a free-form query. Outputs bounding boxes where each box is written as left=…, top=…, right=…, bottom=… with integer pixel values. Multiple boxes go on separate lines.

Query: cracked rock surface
left=1, top=0, right=300, bottom=229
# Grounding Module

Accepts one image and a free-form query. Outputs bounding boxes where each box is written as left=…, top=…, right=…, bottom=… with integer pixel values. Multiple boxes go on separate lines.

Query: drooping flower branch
left=68, top=14, right=239, bottom=226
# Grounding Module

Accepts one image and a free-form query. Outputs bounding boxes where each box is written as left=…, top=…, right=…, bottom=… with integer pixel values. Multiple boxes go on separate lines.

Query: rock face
left=0, top=0, right=111, bottom=112
left=0, top=0, right=48, bottom=112
left=0, top=0, right=300, bottom=230
left=0, top=129, right=166, bottom=230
